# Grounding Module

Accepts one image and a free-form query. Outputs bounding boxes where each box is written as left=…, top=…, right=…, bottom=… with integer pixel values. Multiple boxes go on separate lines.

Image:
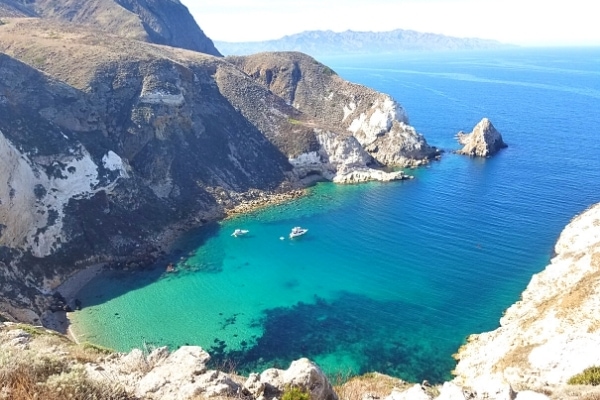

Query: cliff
left=215, top=29, right=514, bottom=57
left=227, top=51, right=439, bottom=169
left=0, top=14, right=436, bottom=322
left=0, top=0, right=222, bottom=56
left=452, top=202, right=600, bottom=397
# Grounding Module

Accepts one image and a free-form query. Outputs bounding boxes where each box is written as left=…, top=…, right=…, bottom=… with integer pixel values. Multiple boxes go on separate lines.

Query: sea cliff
left=0, top=2, right=437, bottom=324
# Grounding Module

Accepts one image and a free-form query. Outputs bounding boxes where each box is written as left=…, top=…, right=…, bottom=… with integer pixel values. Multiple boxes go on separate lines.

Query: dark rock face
left=0, top=49, right=291, bottom=321
left=0, top=0, right=222, bottom=56
left=114, top=0, right=222, bottom=56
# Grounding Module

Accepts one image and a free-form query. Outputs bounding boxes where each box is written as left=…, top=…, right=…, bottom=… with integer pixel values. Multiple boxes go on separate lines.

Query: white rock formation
left=0, top=129, right=126, bottom=258
left=385, top=384, right=431, bottom=400
left=453, top=203, right=600, bottom=391
left=245, top=358, right=337, bottom=400
left=84, top=345, right=242, bottom=400
left=289, top=130, right=413, bottom=184
left=0, top=129, right=129, bottom=258
left=344, top=97, right=434, bottom=166
left=455, top=118, right=507, bottom=157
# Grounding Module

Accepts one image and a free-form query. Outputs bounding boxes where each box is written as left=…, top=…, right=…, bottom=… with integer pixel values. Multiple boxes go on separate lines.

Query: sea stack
left=455, top=118, right=507, bottom=157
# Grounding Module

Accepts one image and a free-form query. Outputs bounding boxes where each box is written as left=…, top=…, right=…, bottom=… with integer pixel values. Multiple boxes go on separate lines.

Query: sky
left=183, top=0, right=599, bottom=47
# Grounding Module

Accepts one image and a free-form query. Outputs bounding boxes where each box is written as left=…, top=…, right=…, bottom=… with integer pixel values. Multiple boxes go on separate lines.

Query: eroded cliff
left=0, top=13, right=437, bottom=322
left=453, top=203, right=600, bottom=397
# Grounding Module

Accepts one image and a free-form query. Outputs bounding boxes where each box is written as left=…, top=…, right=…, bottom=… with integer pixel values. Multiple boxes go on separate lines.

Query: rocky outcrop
left=3, top=320, right=592, bottom=400
left=455, top=118, right=507, bottom=157
left=453, top=203, right=600, bottom=394
left=1, top=324, right=342, bottom=400
left=0, top=0, right=222, bottom=56
left=245, top=358, right=338, bottom=400
left=227, top=52, right=440, bottom=168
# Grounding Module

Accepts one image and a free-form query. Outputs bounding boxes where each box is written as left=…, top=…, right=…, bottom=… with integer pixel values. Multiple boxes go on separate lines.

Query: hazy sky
left=183, top=0, right=598, bottom=46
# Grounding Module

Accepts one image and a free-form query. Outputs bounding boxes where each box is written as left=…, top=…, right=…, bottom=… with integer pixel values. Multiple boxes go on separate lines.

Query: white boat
left=289, top=226, right=308, bottom=239
left=231, top=229, right=249, bottom=237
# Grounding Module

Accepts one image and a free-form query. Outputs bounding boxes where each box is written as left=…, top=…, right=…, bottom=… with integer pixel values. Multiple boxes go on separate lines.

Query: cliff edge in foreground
left=3, top=203, right=600, bottom=399
left=453, top=202, right=600, bottom=397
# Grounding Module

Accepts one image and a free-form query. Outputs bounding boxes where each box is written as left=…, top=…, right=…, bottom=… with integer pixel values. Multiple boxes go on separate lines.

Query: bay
left=70, top=47, right=600, bottom=383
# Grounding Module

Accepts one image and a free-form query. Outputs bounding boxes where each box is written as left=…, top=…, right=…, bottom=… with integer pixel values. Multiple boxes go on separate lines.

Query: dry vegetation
left=3, top=323, right=419, bottom=400
left=0, top=18, right=215, bottom=90
left=0, top=324, right=136, bottom=399
left=333, top=371, right=413, bottom=400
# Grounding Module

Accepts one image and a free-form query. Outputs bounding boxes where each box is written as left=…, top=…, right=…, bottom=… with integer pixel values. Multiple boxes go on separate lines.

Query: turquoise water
left=71, top=48, right=600, bottom=383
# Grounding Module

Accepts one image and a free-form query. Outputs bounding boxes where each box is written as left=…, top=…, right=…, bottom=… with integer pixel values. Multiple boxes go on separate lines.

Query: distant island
left=215, top=29, right=515, bottom=56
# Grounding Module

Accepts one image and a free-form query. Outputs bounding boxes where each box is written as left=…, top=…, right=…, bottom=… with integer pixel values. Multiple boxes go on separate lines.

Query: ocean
left=69, top=47, right=600, bottom=383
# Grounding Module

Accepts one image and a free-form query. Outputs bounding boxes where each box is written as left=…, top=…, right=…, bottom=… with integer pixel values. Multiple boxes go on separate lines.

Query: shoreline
left=42, top=264, right=106, bottom=341
left=224, top=188, right=307, bottom=218
left=45, top=188, right=310, bottom=345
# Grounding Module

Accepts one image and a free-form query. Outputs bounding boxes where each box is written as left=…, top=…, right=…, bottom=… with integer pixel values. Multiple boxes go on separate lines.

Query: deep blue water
left=71, top=48, right=600, bottom=383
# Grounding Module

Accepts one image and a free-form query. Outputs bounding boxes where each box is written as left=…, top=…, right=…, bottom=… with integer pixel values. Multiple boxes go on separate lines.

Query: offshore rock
left=453, top=203, right=600, bottom=393
left=455, top=118, right=507, bottom=157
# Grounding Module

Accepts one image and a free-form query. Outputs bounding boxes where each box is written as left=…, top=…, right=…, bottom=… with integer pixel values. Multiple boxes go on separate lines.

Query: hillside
left=215, top=29, right=513, bottom=57
left=0, top=0, right=222, bottom=56
left=0, top=10, right=437, bottom=323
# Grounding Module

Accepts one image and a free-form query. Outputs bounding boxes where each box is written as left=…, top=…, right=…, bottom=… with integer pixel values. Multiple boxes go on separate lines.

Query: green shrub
left=81, top=341, right=115, bottom=354
left=15, top=324, right=45, bottom=336
left=282, top=386, right=311, bottom=400
left=568, top=366, right=600, bottom=386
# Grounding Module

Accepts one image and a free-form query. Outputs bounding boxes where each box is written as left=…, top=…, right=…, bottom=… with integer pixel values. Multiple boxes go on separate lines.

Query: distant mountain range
left=215, top=29, right=514, bottom=56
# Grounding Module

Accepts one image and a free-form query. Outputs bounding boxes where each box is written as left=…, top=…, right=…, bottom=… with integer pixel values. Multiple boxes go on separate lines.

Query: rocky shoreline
left=31, top=200, right=600, bottom=399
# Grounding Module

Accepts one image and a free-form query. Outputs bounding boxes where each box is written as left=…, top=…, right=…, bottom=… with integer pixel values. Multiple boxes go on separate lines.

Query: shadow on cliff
left=74, top=221, right=223, bottom=309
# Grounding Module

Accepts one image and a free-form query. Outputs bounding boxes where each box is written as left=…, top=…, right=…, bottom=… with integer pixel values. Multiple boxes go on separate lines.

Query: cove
left=70, top=48, right=600, bottom=383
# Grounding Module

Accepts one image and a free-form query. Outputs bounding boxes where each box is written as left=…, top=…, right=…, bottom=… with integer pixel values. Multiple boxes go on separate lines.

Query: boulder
left=245, top=358, right=338, bottom=400
left=455, top=118, right=507, bottom=157
left=134, top=346, right=240, bottom=399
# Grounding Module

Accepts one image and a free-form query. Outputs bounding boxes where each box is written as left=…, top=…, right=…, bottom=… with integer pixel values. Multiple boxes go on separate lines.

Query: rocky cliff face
left=455, top=118, right=507, bottom=157
left=227, top=52, right=439, bottom=168
left=0, top=0, right=222, bottom=56
left=453, top=203, right=600, bottom=397
left=0, top=16, right=437, bottom=322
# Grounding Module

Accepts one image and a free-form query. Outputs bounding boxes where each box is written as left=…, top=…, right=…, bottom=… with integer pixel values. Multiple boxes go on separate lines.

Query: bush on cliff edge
left=568, top=366, right=600, bottom=386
